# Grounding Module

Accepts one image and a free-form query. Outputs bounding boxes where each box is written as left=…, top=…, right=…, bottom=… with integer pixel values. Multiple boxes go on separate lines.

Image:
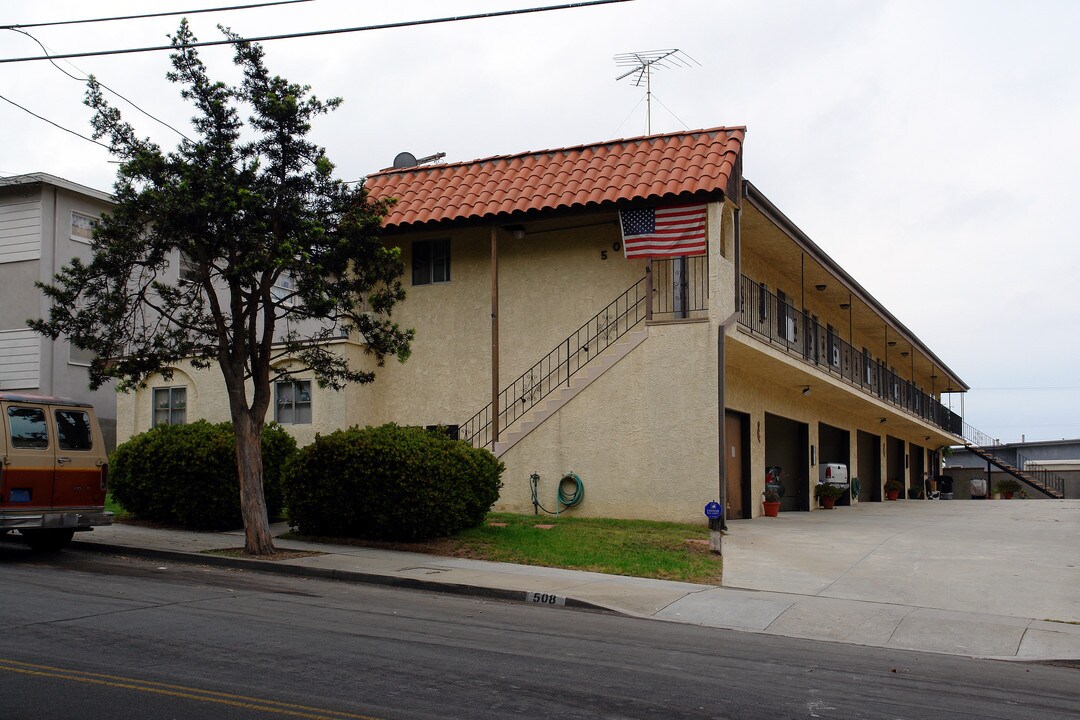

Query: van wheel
left=21, top=529, right=76, bottom=552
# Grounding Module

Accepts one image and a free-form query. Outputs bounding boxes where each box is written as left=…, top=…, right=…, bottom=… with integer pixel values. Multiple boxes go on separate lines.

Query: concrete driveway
left=722, top=499, right=1080, bottom=624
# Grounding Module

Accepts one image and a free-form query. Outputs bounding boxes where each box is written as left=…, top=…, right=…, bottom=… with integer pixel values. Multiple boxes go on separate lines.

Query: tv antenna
left=614, top=49, right=698, bottom=134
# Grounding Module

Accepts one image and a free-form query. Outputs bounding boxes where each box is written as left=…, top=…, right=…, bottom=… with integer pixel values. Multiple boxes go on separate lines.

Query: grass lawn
left=105, top=492, right=130, bottom=520
left=287, top=512, right=722, bottom=585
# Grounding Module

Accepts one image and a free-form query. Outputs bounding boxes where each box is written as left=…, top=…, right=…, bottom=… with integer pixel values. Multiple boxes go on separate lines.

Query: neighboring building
left=115, top=127, right=969, bottom=521
left=945, top=439, right=1079, bottom=498
left=0, top=174, right=117, bottom=450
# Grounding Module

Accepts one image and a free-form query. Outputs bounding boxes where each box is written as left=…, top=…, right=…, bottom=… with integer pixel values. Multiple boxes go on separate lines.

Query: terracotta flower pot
left=821, top=496, right=836, bottom=509
left=886, top=490, right=899, bottom=501
left=1003, top=492, right=1014, bottom=499
left=763, top=501, right=780, bottom=517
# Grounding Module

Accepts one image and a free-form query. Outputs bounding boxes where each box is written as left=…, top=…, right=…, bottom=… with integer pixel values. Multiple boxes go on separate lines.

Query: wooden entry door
left=724, top=412, right=744, bottom=519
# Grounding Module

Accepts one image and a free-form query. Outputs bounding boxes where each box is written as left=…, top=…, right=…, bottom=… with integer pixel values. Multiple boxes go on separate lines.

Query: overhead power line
left=5, top=27, right=190, bottom=140
left=0, top=0, right=633, bottom=64
left=0, top=93, right=110, bottom=149
left=0, top=0, right=313, bottom=30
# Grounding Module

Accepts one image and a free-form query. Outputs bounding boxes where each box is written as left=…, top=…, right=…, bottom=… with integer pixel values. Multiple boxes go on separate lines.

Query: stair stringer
left=492, top=327, right=648, bottom=458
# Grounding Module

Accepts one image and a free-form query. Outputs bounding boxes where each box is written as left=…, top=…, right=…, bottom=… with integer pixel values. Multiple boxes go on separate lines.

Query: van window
left=8, top=407, right=49, bottom=449
left=56, top=410, right=93, bottom=451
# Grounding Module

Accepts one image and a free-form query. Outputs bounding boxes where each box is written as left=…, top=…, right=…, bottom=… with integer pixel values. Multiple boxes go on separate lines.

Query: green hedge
left=283, top=424, right=504, bottom=541
left=110, top=420, right=297, bottom=530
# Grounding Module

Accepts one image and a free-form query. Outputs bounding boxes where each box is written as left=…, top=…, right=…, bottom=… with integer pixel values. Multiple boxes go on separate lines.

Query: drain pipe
left=718, top=203, right=742, bottom=532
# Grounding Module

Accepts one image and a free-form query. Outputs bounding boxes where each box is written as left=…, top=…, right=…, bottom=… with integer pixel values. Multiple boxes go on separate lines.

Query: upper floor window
left=70, top=212, right=97, bottom=244
left=275, top=379, right=311, bottom=424
left=271, top=272, right=297, bottom=306
left=412, top=239, right=450, bottom=285
left=178, top=251, right=199, bottom=283
left=69, top=340, right=94, bottom=367
left=153, top=386, right=187, bottom=427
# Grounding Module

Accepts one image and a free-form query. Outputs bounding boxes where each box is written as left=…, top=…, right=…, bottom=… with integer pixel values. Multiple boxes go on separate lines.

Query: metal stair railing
left=737, top=274, right=963, bottom=436
left=461, top=258, right=711, bottom=450
left=461, top=276, right=649, bottom=450
left=961, top=422, right=1066, bottom=498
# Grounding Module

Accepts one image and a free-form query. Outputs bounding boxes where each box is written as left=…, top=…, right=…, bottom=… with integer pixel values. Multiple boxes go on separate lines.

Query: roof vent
left=392, top=151, right=446, bottom=169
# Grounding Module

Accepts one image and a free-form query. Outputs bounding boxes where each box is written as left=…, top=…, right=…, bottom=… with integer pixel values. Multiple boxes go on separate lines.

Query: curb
left=69, top=540, right=613, bottom=613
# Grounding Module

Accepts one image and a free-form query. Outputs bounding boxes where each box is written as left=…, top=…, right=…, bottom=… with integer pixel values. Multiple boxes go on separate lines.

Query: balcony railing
left=737, top=274, right=962, bottom=436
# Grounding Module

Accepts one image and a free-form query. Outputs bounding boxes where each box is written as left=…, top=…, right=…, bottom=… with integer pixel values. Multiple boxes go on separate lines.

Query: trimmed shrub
left=110, top=420, right=298, bottom=530
left=283, top=424, right=504, bottom=541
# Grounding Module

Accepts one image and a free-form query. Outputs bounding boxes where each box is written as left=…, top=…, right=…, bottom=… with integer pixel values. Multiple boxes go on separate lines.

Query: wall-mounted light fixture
left=888, top=341, right=897, bottom=347
left=900, top=351, right=909, bottom=357
left=815, top=283, right=827, bottom=292
left=839, top=302, right=850, bottom=310
left=505, top=224, right=526, bottom=240
left=802, top=386, right=810, bottom=396
left=879, top=417, right=887, bottom=424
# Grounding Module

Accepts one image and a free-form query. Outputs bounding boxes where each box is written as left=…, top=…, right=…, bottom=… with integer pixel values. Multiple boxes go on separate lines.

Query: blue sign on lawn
left=704, top=501, right=722, bottom=520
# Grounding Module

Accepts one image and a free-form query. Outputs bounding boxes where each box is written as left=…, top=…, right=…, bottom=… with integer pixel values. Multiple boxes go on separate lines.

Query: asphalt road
left=1, top=541, right=1078, bottom=720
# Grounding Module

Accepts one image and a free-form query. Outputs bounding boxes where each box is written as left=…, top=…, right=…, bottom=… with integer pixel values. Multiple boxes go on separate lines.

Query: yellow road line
left=0, top=659, right=384, bottom=720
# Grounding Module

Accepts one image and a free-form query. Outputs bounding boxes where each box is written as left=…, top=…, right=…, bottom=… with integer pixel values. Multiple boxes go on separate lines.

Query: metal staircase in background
left=962, top=424, right=1066, bottom=498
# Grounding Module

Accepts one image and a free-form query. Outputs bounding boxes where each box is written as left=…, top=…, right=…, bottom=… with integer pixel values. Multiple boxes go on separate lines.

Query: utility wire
left=0, top=0, right=633, bottom=64
left=0, top=92, right=110, bottom=149
left=5, top=28, right=190, bottom=140
left=0, top=0, right=313, bottom=30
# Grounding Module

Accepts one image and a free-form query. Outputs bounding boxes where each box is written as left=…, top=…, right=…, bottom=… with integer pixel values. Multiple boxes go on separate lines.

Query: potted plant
left=884, top=479, right=903, bottom=501
left=763, top=488, right=781, bottom=517
left=994, top=478, right=1021, bottom=499
left=814, top=482, right=844, bottom=509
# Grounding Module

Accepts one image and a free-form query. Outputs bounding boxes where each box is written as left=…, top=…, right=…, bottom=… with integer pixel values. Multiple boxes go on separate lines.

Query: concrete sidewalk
left=68, top=500, right=1080, bottom=663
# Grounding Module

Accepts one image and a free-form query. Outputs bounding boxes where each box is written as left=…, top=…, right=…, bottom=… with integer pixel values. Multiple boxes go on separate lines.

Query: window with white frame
left=68, top=339, right=94, bottom=367
left=275, top=379, right=311, bottom=424
left=412, top=239, right=450, bottom=285
left=178, top=251, right=199, bottom=283
left=271, top=271, right=296, bottom=306
left=153, top=386, right=187, bottom=427
left=71, top=211, right=97, bottom=243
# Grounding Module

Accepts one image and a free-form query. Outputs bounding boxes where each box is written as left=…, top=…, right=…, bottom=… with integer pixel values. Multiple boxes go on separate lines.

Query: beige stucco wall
left=497, top=319, right=718, bottom=522
left=114, top=196, right=957, bottom=523
left=116, top=342, right=363, bottom=447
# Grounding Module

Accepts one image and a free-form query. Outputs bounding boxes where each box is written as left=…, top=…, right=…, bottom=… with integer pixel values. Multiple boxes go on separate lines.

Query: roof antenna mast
left=614, top=49, right=697, bottom=134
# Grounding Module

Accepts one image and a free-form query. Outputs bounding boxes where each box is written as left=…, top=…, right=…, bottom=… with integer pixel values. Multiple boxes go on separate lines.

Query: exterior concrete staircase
left=493, top=327, right=648, bottom=457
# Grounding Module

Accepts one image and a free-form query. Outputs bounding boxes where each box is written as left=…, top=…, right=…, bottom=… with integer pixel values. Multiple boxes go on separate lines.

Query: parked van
left=0, top=392, right=111, bottom=551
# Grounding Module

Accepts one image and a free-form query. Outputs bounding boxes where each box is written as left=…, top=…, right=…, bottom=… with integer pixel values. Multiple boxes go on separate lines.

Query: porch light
left=880, top=418, right=887, bottom=424
left=815, top=283, right=827, bottom=291
left=802, top=386, right=810, bottom=396
left=839, top=302, right=850, bottom=310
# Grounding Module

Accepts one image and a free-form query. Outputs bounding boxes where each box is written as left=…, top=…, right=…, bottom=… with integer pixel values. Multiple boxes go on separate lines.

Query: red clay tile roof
left=364, top=126, right=745, bottom=230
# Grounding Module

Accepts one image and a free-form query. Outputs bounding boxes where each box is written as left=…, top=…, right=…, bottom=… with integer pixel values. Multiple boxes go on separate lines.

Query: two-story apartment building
left=115, top=127, right=968, bottom=520
left=0, top=174, right=117, bottom=450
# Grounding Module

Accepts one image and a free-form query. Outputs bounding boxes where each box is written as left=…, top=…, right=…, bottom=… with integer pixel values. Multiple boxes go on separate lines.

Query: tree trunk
left=234, top=410, right=275, bottom=555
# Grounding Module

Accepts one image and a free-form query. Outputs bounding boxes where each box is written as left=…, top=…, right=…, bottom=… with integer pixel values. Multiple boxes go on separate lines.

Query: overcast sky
left=2, top=0, right=1077, bottom=443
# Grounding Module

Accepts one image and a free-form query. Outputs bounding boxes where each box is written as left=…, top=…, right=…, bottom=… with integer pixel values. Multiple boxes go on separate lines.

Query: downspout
left=490, top=226, right=500, bottom=444
left=719, top=204, right=741, bottom=530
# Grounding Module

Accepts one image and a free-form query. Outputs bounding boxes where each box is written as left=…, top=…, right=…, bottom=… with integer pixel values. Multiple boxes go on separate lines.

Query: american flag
left=619, top=204, right=708, bottom=259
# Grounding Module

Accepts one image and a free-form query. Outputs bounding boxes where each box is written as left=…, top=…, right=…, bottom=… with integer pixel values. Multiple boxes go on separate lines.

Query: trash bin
left=970, top=477, right=987, bottom=499
left=938, top=474, right=954, bottom=500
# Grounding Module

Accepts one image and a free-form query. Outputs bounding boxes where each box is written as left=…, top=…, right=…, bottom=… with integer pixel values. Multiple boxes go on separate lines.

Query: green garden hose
left=530, top=472, right=584, bottom=515
left=558, top=472, right=585, bottom=509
